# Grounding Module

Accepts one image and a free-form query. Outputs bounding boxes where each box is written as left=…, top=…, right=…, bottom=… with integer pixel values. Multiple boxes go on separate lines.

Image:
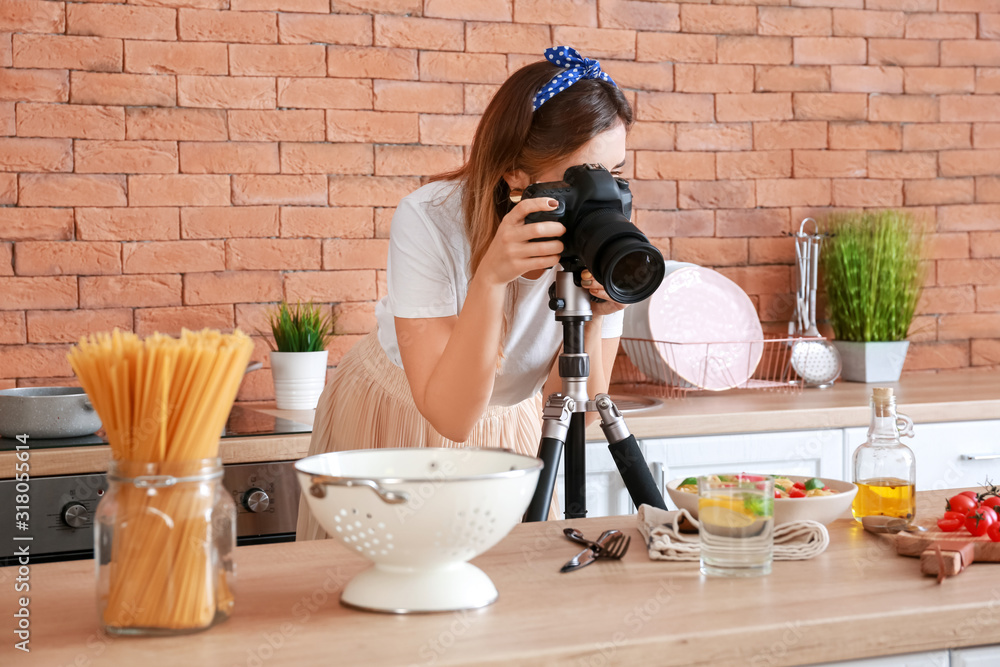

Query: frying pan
left=0, top=387, right=102, bottom=439
left=0, top=361, right=264, bottom=440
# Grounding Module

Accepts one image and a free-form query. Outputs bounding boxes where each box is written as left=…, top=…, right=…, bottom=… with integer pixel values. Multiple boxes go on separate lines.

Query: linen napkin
left=637, top=504, right=830, bottom=561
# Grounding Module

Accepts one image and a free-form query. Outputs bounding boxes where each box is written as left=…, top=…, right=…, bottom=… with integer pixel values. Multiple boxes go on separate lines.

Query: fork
left=560, top=530, right=631, bottom=572
left=564, top=528, right=630, bottom=559
left=599, top=532, right=631, bottom=560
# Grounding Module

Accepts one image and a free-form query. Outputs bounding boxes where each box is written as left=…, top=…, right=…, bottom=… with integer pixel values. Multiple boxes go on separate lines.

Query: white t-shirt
left=374, top=180, right=624, bottom=407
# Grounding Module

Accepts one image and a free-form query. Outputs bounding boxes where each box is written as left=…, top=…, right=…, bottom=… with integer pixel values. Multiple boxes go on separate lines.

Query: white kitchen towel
left=637, top=504, right=830, bottom=561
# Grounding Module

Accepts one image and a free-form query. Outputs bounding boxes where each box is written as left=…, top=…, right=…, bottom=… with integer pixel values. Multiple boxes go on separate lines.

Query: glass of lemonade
left=697, top=474, right=774, bottom=577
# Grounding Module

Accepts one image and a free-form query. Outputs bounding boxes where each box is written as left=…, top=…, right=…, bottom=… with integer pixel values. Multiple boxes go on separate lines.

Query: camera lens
left=606, top=244, right=664, bottom=301
left=598, top=238, right=665, bottom=303
left=574, top=209, right=665, bottom=304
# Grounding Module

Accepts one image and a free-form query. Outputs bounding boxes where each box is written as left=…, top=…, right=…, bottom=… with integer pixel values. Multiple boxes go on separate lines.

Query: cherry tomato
left=938, top=517, right=964, bottom=532
left=739, top=474, right=766, bottom=482
left=988, top=522, right=1000, bottom=543
left=982, top=497, right=1000, bottom=511
left=775, top=491, right=782, bottom=499
left=966, top=509, right=995, bottom=537
left=792, top=482, right=806, bottom=491
left=789, top=488, right=806, bottom=498
left=947, top=493, right=979, bottom=515
left=960, top=491, right=979, bottom=500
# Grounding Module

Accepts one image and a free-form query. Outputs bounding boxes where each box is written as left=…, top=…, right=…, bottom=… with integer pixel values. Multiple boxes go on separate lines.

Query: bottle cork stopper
left=872, top=387, right=894, bottom=415
left=873, top=387, right=893, bottom=401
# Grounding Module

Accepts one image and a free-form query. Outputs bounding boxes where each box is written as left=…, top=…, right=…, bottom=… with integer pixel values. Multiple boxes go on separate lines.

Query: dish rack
left=613, top=335, right=829, bottom=400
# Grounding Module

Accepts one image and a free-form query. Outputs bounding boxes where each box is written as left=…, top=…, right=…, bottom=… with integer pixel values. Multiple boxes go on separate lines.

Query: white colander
left=295, top=448, right=542, bottom=614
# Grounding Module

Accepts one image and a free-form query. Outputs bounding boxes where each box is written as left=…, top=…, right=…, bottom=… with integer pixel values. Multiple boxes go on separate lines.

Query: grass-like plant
left=821, top=210, right=926, bottom=342
left=267, top=301, right=335, bottom=352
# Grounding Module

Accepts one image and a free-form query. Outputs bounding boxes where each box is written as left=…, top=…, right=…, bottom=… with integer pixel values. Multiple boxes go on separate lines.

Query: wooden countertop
left=3, top=371, right=998, bottom=479
left=6, top=488, right=999, bottom=666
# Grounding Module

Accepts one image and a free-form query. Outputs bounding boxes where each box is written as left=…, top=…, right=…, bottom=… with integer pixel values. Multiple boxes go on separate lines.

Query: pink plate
left=624, top=265, right=763, bottom=390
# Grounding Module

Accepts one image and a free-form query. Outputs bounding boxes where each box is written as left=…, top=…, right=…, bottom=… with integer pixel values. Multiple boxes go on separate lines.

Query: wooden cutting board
left=895, top=528, right=1000, bottom=577
left=896, top=528, right=1000, bottom=561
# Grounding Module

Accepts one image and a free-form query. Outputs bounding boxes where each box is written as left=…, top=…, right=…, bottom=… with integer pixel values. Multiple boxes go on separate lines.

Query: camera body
left=522, top=164, right=664, bottom=304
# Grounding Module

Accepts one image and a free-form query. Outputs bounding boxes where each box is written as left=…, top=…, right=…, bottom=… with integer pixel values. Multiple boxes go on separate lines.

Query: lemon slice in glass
left=699, top=505, right=755, bottom=529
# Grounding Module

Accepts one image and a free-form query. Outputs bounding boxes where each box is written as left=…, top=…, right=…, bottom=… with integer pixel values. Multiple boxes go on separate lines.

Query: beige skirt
left=295, top=331, right=545, bottom=541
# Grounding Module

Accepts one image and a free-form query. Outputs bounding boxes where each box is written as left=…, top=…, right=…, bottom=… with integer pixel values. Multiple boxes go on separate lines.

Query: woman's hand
left=580, top=269, right=628, bottom=317
left=477, top=198, right=566, bottom=287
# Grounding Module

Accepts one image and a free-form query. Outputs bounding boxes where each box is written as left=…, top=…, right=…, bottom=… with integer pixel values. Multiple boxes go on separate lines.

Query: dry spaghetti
left=68, top=328, right=254, bottom=632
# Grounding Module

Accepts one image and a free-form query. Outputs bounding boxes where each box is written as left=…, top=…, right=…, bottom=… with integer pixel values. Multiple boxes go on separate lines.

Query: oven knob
left=243, top=488, right=270, bottom=513
left=62, top=502, right=90, bottom=529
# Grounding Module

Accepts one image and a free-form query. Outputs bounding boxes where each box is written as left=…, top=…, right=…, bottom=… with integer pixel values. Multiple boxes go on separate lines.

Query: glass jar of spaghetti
left=95, top=457, right=236, bottom=635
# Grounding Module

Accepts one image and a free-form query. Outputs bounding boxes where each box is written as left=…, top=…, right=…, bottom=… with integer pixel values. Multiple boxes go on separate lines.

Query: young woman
left=297, top=47, right=633, bottom=540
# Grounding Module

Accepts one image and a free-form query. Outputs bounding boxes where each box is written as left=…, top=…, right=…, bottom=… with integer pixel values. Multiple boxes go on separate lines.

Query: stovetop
left=0, top=404, right=312, bottom=452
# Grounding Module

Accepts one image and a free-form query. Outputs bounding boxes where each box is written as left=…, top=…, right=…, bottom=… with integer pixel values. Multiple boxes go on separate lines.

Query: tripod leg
left=564, top=412, right=588, bottom=519
left=524, top=395, right=573, bottom=522
left=608, top=434, right=666, bottom=511
left=525, top=437, right=563, bottom=522
left=596, top=394, right=667, bottom=511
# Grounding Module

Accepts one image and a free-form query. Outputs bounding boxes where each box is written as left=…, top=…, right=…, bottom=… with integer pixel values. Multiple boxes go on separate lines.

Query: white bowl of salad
left=667, top=474, right=858, bottom=526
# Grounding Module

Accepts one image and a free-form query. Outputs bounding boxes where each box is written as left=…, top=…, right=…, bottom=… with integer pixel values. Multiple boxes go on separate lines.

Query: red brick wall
left=1, top=0, right=998, bottom=399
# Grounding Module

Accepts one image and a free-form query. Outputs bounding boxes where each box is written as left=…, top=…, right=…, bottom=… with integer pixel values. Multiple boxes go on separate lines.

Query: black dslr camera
left=522, top=164, right=665, bottom=304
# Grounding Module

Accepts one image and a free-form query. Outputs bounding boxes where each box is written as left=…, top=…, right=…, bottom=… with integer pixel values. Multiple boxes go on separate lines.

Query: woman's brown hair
left=433, top=59, right=633, bottom=365
left=436, top=60, right=634, bottom=280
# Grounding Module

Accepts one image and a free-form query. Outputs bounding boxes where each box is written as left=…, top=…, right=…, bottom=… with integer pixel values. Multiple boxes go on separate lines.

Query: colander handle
left=308, top=475, right=410, bottom=504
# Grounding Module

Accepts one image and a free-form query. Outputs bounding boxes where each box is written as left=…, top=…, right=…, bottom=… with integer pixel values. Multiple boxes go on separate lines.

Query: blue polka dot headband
left=532, top=46, right=618, bottom=112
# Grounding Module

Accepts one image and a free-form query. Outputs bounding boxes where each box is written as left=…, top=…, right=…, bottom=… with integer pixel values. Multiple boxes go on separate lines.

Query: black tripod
left=525, top=270, right=667, bottom=521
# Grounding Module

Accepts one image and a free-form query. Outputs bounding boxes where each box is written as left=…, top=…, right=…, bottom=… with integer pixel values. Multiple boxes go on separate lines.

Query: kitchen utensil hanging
left=789, top=218, right=841, bottom=388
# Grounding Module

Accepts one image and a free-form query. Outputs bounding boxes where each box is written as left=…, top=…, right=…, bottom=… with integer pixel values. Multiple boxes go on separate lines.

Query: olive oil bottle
left=852, top=387, right=916, bottom=524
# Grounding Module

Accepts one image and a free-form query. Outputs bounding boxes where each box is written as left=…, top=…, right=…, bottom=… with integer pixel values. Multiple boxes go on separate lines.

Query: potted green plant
left=821, top=210, right=926, bottom=382
left=266, top=301, right=336, bottom=409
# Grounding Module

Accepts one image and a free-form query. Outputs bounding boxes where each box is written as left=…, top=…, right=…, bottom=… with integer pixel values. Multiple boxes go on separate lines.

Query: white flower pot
left=832, top=340, right=910, bottom=383
left=269, top=350, right=328, bottom=410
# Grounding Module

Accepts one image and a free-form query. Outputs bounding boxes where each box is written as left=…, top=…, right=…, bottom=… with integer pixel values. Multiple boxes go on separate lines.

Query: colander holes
left=345, top=524, right=354, bottom=532
left=367, top=528, right=375, bottom=535
left=387, top=543, right=394, bottom=550
left=363, top=542, right=371, bottom=548
left=484, top=509, right=491, bottom=516
left=433, top=541, right=441, bottom=547
left=380, top=550, right=388, bottom=555
left=377, top=522, right=386, bottom=529
left=368, top=550, right=377, bottom=557
left=354, top=521, right=362, bottom=528
left=355, top=546, right=363, bottom=552
left=335, top=526, right=343, bottom=533
left=366, top=513, right=372, bottom=519
left=472, top=508, right=479, bottom=514
left=352, top=508, right=358, bottom=515
left=458, top=511, right=465, bottom=517
left=385, top=534, right=393, bottom=540
left=334, top=515, right=341, bottom=523
left=339, top=509, right=347, bottom=516
left=372, top=538, right=379, bottom=545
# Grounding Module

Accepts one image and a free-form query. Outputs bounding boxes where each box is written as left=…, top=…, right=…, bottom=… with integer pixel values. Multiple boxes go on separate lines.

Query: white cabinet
left=844, top=420, right=1000, bottom=492
left=642, top=429, right=845, bottom=510
left=810, top=649, right=950, bottom=666
left=951, top=645, right=1000, bottom=666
